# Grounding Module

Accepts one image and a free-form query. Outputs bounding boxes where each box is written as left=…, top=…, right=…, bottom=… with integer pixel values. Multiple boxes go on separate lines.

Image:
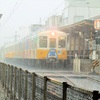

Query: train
left=3, top=28, right=68, bottom=69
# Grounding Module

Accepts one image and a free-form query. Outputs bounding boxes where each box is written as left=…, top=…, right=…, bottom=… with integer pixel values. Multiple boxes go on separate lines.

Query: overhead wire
left=2, top=0, right=65, bottom=26
left=2, top=0, right=24, bottom=26
left=0, top=0, right=65, bottom=46
left=40, top=0, right=65, bottom=24
left=47, top=0, right=65, bottom=17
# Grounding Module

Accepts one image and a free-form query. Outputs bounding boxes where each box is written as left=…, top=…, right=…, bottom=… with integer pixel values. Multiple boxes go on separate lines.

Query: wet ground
left=35, top=71, right=100, bottom=92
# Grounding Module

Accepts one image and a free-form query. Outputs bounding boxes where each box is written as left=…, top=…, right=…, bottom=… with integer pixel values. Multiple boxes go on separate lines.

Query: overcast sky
left=0, top=0, right=64, bottom=46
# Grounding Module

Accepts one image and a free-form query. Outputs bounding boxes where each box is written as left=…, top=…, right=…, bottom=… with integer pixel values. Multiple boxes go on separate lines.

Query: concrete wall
left=73, top=58, right=92, bottom=73
left=80, top=59, right=92, bottom=72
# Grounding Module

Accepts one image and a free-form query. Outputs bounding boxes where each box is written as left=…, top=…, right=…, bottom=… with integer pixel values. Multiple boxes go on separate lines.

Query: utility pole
left=0, top=14, right=2, bottom=19
left=86, top=2, right=90, bottom=19
left=39, top=17, right=41, bottom=25
left=90, top=28, right=93, bottom=58
left=0, top=14, right=2, bottom=26
left=14, top=31, right=20, bottom=42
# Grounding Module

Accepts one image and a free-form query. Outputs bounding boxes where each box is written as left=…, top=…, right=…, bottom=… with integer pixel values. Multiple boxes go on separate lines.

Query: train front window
left=50, top=38, right=56, bottom=48
left=58, top=37, right=66, bottom=48
left=39, top=36, right=47, bottom=48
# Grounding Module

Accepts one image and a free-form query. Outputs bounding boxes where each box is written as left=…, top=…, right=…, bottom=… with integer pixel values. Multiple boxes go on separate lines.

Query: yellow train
left=4, top=30, right=68, bottom=69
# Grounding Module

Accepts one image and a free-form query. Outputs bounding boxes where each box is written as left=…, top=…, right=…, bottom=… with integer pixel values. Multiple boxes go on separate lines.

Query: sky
left=0, top=0, right=64, bottom=46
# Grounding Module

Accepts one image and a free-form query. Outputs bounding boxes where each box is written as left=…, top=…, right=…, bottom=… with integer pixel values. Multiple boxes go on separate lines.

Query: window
left=58, top=37, right=66, bottom=48
left=39, top=36, right=47, bottom=48
left=50, top=38, right=56, bottom=48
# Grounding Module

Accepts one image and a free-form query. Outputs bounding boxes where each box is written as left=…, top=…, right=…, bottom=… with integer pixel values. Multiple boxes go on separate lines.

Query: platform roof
left=59, top=20, right=94, bottom=33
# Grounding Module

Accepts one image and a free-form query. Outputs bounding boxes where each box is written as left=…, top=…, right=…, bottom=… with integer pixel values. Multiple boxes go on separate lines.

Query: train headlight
left=51, top=32, right=55, bottom=36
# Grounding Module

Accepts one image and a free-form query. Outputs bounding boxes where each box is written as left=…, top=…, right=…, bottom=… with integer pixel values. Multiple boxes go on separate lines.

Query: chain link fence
left=0, top=62, right=100, bottom=100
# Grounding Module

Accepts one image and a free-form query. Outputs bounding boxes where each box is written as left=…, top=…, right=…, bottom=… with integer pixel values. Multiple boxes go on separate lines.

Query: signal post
left=90, top=19, right=100, bottom=73
left=92, top=19, right=100, bottom=73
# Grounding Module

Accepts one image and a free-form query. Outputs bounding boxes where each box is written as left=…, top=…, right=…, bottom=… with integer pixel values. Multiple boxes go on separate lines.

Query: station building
left=62, top=0, right=100, bottom=26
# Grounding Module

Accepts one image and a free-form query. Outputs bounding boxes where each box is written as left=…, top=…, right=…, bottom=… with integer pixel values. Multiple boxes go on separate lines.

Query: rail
left=0, top=62, right=100, bottom=100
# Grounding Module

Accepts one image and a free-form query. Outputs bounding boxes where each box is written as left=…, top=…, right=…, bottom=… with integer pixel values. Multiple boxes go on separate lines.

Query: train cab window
left=58, top=37, right=66, bottom=48
left=50, top=38, right=56, bottom=48
left=39, top=36, right=47, bottom=48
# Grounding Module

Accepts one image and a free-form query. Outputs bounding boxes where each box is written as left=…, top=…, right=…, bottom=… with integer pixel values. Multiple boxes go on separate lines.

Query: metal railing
left=0, top=62, right=100, bottom=100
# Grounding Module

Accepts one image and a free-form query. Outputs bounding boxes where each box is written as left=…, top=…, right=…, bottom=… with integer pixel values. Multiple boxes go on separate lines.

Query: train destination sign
left=94, top=19, right=100, bottom=30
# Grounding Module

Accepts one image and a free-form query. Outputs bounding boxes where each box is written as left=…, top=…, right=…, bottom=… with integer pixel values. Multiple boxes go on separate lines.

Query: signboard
left=94, top=20, right=100, bottom=30
left=92, top=60, right=99, bottom=69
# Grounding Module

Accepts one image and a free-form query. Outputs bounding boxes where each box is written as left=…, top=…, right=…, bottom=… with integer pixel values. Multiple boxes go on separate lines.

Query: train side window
left=58, top=37, right=66, bottom=48
left=39, top=36, right=47, bottom=48
left=49, top=38, right=56, bottom=48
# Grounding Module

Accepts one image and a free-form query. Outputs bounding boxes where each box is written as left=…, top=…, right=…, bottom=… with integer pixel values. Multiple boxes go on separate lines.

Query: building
left=45, top=15, right=62, bottom=28
left=62, top=0, right=100, bottom=26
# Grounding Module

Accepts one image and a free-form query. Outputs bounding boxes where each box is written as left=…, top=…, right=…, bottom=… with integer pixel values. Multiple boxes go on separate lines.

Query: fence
left=0, top=62, right=100, bottom=100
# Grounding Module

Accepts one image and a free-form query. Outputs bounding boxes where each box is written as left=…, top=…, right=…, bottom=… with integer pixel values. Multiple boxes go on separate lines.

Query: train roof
left=38, top=30, right=67, bottom=35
